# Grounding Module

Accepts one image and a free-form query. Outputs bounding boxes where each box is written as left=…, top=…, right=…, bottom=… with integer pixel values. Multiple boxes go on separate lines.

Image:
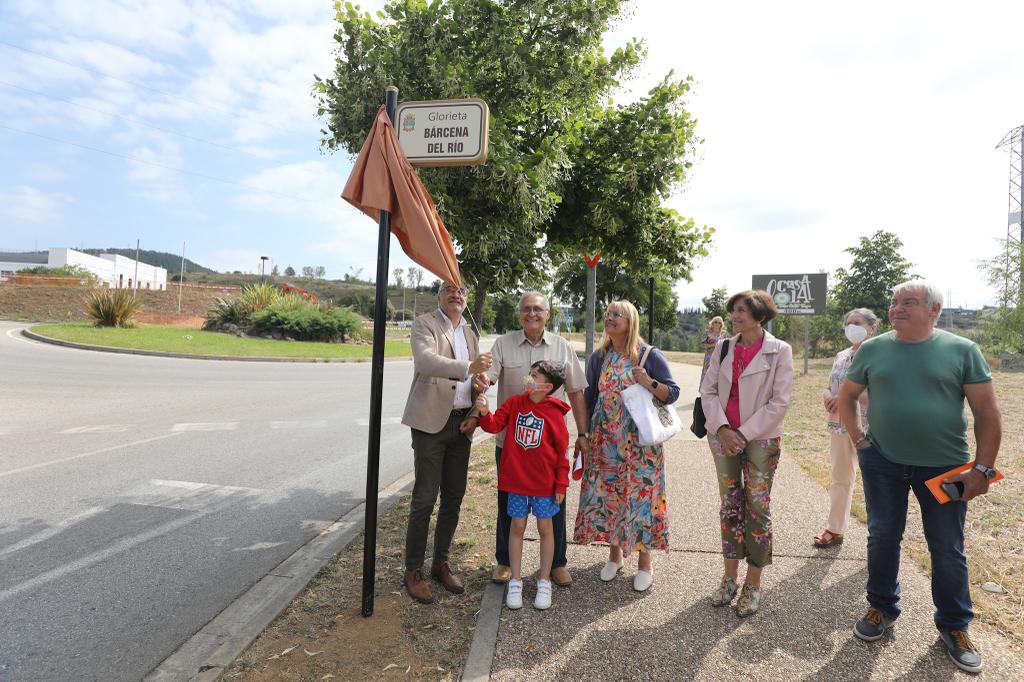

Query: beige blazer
left=401, top=309, right=480, bottom=434
left=699, top=331, right=793, bottom=441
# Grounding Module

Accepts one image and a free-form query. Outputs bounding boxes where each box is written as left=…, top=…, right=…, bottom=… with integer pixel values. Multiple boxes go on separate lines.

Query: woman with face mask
left=813, top=308, right=879, bottom=548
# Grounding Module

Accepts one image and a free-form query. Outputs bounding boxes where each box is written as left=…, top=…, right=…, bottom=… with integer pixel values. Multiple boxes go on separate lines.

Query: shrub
left=87, top=288, right=142, bottom=327
left=20, top=264, right=96, bottom=282
left=205, top=283, right=283, bottom=329
left=250, top=299, right=362, bottom=342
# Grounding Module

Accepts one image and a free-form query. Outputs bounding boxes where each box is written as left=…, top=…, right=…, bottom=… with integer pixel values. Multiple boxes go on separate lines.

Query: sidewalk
left=477, top=361, right=1024, bottom=680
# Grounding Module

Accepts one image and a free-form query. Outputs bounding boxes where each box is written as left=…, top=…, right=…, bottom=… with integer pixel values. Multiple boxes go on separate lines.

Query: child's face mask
left=523, top=373, right=552, bottom=395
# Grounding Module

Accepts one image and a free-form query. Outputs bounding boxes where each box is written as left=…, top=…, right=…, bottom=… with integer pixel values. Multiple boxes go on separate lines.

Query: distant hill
left=82, top=248, right=216, bottom=274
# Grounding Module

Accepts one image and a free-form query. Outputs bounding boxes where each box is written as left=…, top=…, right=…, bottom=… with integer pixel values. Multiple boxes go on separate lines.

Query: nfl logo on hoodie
left=515, top=412, right=544, bottom=449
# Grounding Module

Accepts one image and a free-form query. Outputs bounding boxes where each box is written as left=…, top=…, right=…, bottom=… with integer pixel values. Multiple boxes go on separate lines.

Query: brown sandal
left=813, top=530, right=844, bottom=548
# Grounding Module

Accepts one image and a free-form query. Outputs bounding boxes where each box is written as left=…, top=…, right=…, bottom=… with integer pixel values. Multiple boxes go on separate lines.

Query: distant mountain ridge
left=82, top=248, right=216, bottom=274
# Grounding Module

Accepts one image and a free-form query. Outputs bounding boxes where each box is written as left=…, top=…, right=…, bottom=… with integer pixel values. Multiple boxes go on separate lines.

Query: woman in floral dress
left=574, top=300, right=679, bottom=592
left=700, top=316, right=726, bottom=381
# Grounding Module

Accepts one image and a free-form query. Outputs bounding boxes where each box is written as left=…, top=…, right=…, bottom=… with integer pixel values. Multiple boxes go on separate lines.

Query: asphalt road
left=0, top=321, right=487, bottom=681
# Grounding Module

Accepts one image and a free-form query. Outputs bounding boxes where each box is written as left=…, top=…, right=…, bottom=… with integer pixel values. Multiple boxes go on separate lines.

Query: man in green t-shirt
left=838, top=280, right=1002, bottom=674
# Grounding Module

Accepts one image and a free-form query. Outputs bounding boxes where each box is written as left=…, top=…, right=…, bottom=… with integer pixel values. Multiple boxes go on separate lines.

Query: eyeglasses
left=440, top=286, right=469, bottom=297
left=604, top=311, right=626, bottom=320
left=519, top=306, right=548, bottom=314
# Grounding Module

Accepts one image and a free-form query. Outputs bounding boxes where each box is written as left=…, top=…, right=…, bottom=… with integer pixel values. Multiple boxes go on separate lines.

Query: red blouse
left=725, top=335, right=765, bottom=429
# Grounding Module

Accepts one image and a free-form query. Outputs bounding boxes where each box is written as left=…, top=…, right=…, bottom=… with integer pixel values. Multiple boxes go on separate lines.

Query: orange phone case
left=925, top=461, right=1004, bottom=504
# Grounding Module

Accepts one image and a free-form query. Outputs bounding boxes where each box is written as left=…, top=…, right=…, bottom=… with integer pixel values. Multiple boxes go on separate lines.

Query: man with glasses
left=401, top=282, right=493, bottom=604
left=464, top=291, right=588, bottom=587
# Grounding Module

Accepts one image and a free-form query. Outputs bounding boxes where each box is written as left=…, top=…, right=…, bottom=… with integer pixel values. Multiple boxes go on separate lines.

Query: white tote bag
left=621, top=345, right=683, bottom=447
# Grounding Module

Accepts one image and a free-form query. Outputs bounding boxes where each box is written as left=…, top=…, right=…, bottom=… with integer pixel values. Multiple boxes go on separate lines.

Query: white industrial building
left=0, top=248, right=168, bottom=290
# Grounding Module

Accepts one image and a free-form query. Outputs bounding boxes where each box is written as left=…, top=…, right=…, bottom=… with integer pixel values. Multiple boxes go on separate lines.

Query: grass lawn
left=30, top=323, right=411, bottom=360
left=784, top=362, right=1024, bottom=645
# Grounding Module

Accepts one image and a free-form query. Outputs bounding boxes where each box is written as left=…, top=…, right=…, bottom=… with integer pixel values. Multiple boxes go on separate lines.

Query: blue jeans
left=495, top=446, right=567, bottom=567
left=857, top=443, right=972, bottom=631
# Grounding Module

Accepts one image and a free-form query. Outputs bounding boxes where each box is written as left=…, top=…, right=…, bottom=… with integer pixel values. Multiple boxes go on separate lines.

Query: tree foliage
left=316, top=0, right=710, bottom=320
left=832, top=230, right=914, bottom=317
left=701, top=286, right=728, bottom=323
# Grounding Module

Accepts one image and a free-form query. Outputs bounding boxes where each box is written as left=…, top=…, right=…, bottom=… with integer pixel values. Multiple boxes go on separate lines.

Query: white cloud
left=0, top=186, right=71, bottom=226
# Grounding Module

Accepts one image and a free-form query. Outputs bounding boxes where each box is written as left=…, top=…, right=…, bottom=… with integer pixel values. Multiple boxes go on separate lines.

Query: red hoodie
left=477, top=393, right=570, bottom=497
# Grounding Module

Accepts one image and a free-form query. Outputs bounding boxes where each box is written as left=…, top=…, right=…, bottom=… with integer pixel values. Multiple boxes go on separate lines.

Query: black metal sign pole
left=362, top=85, right=399, bottom=617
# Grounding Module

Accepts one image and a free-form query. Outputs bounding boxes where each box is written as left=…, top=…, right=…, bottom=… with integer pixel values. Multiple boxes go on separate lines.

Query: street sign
left=751, top=273, right=827, bottom=315
left=395, top=98, right=489, bottom=167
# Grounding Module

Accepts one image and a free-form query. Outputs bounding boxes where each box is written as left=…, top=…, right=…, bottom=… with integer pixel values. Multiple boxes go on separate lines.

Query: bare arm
left=837, top=378, right=868, bottom=446
left=945, top=382, right=1002, bottom=501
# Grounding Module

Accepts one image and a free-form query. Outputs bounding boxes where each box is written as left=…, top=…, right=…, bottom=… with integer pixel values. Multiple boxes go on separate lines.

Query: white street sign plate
left=395, top=98, right=489, bottom=167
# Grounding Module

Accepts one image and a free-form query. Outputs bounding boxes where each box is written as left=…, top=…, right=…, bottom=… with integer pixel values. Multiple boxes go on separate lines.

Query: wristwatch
left=972, top=463, right=997, bottom=479
left=650, top=380, right=660, bottom=390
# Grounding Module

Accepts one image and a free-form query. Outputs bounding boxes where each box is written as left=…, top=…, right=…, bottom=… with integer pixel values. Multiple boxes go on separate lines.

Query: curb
left=461, top=582, right=505, bottom=682
left=20, top=328, right=411, bottom=363
left=143, top=471, right=417, bottom=682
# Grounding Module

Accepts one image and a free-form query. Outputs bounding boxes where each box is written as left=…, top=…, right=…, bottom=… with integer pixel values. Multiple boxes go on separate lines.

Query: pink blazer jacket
left=699, top=331, right=793, bottom=441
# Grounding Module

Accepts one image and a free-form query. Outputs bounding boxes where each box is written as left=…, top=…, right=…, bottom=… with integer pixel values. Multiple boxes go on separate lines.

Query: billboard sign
left=395, top=98, right=489, bottom=167
left=751, top=273, right=827, bottom=315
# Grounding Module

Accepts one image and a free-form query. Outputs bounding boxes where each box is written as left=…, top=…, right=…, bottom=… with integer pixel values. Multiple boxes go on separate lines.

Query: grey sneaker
left=736, top=583, right=761, bottom=617
left=711, top=576, right=738, bottom=607
left=853, top=608, right=894, bottom=641
left=939, top=628, right=982, bottom=673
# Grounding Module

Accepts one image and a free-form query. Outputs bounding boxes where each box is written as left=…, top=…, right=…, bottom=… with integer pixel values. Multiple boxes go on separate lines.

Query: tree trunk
left=586, top=262, right=596, bottom=357
left=470, top=282, right=489, bottom=337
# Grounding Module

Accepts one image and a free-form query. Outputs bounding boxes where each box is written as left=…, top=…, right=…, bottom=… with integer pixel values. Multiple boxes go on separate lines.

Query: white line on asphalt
left=146, top=479, right=263, bottom=511
left=232, top=542, right=285, bottom=552
left=0, top=506, right=106, bottom=558
left=171, top=422, right=239, bottom=432
left=0, top=432, right=184, bottom=479
left=269, top=420, right=329, bottom=429
left=60, top=425, right=132, bottom=434
left=356, top=417, right=402, bottom=426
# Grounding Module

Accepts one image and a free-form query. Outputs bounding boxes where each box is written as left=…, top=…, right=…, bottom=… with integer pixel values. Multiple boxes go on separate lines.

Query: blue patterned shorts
left=507, top=493, right=560, bottom=519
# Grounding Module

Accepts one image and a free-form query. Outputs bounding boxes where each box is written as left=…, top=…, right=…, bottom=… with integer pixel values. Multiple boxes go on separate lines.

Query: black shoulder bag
left=690, top=340, right=730, bottom=439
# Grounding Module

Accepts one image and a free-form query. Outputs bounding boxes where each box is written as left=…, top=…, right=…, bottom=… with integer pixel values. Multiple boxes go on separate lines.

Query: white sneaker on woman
left=505, top=579, right=523, bottom=609
left=600, top=560, right=623, bottom=582
left=633, top=569, right=654, bottom=592
left=534, top=579, right=553, bottom=610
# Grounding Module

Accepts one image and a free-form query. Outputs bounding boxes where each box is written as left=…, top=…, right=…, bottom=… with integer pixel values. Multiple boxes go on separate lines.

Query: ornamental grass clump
left=87, top=287, right=142, bottom=327
left=205, top=283, right=283, bottom=330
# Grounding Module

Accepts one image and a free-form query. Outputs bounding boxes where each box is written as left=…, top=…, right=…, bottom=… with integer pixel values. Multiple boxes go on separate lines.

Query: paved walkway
left=482, top=361, right=1023, bottom=680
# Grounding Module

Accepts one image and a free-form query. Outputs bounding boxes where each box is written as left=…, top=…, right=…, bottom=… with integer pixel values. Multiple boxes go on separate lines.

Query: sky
left=2, top=1, right=1022, bottom=310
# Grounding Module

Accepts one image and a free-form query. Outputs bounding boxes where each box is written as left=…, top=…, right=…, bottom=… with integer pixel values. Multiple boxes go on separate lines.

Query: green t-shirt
left=846, top=330, right=992, bottom=467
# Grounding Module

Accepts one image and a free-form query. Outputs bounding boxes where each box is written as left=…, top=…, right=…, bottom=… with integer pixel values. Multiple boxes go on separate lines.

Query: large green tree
left=832, top=230, right=914, bottom=317
left=315, top=0, right=709, bottom=322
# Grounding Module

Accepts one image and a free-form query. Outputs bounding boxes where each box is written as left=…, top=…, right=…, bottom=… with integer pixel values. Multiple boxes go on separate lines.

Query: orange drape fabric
left=341, top=105, right=463, bottom=286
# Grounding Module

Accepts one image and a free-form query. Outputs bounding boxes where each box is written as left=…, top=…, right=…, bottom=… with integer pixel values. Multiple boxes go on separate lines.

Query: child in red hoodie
left=476, top=360, right=570, bottom=611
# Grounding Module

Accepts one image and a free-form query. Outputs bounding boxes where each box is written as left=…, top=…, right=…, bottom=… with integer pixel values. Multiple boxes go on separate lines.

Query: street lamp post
left=260, top=256, right=269, bottom=283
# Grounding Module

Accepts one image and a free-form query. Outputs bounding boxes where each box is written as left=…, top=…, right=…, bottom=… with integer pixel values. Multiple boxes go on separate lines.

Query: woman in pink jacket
left=699, top=290, right=793, bottom=617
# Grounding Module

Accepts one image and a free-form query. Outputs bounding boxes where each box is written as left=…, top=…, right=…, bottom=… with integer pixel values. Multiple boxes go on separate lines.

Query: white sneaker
left=633, top=569, right=653, bottom=592
left=505, top=579, right=523, bottom=609
left=600, top=560, right=623, bottom=582
left=534, top=579, right=552, bottom=610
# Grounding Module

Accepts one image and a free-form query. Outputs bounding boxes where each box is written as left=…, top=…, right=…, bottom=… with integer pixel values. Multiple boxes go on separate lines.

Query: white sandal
left=600, top=560, right=623, bottom=582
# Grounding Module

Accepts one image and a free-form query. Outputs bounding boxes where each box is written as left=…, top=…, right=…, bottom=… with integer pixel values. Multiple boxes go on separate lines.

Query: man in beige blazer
left=402, top=282, right=492, bottom=604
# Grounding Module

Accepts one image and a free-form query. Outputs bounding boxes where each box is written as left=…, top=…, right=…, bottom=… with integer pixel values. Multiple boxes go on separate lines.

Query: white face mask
left=845, top=324, right=869, bottom=344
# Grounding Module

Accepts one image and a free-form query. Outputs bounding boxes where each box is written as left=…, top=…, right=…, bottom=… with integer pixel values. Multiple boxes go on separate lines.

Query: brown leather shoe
left=430, top=561, right=465, bottom=594
left=404, top=568, right=434, bottom=604
left=551, top=566, right=572, bottom=587
left=491, top=564, right=512, bottom=584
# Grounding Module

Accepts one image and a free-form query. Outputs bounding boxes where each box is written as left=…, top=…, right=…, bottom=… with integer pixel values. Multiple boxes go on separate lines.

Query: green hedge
left=250, top=300, right=361, bottom=342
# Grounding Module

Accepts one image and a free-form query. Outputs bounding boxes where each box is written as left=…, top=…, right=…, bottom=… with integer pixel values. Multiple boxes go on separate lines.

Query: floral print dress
left=573, top=349, right=669, bottom=554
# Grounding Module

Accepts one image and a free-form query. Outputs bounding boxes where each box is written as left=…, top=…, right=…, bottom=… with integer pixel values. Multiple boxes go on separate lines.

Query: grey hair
left=844, top=308, right=879, bottom=326
left=518, top=291, right=550, bottom=310
left=892, top=280, right=943, bottom=311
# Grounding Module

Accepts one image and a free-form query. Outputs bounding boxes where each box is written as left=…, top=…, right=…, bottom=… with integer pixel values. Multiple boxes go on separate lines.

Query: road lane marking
left=172, top=422, right=239, bottom=432
left=146, top=479, right=263, bottom=511
left=60, top=425, right=132, bottom=434
left=0, top=506, right=106, bottom=558
left=0, top=432, right=184, bottom=479
left=270, top=420, right=328, bottom=429
left=356, top=417, right=402, bottom=426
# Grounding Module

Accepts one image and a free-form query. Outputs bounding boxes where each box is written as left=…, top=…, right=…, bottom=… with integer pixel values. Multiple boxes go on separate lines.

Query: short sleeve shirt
left=486, top=330, right=587, bottom=440
left=845, top=330, right=992, bottom=467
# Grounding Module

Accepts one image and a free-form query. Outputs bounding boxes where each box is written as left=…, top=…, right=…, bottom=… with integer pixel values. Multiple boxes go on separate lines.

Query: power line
left=0, top=38, right=317, bottom=139
left=0, top=79, right=286, bottom=163
left=0, top=122, right=320, bottom=203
